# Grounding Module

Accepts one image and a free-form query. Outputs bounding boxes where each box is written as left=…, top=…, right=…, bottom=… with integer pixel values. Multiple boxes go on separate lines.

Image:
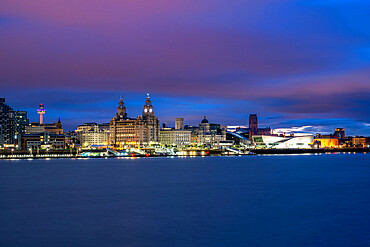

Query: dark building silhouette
left=248, top=114, right=271, bottom=136
left=249, top=114, right=258, bottom=135
left=20, top=132, right=66, bottom=149
left=333, top=128, right=345, bottom=138
left=0, top=98, right=29, bottom=146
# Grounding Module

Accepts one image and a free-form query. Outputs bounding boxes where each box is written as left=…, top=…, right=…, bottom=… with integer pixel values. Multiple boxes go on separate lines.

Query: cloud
left=272, top=126, right=314, bottom=135
left=0, top=0, right=369, bottom=134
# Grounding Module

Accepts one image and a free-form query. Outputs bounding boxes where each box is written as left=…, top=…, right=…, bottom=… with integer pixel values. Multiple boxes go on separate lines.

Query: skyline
left=2, top=94, right=369, bottom=136
left=1, top=1, right=369, bottom=135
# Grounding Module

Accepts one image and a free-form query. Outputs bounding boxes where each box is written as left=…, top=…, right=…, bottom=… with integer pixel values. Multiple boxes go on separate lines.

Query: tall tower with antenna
left=37, top=104, right=46, bottom=124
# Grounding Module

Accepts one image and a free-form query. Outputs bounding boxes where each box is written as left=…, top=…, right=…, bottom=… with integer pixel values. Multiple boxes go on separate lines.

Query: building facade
left=352, top=137, right=369, bottom=147
left=253, top=134, right=314, bottom=149
left=175, top=118, right=184, bottom=130
left=249, top=114, right=258, bottom=135
left=0, top=98, right=30, bottom=147
left=333, top=128, right=345, bottom=138
left=110, top=95, right=160, bottom=147
left=20, top=132, right=66, bottom=149
left=312, top=137, right=339, bottom=148
left=76, top=123, right=110, bottom=147
left=160, top=128, right=192, bottom=146
left=191, top=116, right=226, bottom=146
left=26, top=118, right=63, bottom=135
left=248, top=114, right=271, bottom=136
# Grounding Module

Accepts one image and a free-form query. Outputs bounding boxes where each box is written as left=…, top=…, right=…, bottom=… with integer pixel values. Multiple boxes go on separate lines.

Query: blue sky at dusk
left=1, top=0, right=369, bottom=135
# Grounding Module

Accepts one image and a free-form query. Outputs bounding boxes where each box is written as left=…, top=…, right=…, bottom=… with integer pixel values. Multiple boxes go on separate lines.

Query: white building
left=76, top=123, right=110, bottom=147
left=175, top=118, right=184, bottom=130
left=191, top=116, right=226, bottom=146
left=252, top=134, right=314, bottom=149
left=160, top=128, right=192, bottom=146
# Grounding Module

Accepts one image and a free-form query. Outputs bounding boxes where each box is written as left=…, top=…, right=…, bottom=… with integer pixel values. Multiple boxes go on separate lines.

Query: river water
left=0, top=154, right=369, bottom=246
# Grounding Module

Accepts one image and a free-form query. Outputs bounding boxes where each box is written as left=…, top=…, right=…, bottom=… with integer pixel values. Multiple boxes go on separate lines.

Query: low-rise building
left=76, top=123, right=110, bottom=147
left=252, top=134, right=314, bottom=149
left=20, top=132, right=66, bottom=149
left=26, top=118, right=63, bottom=135
left=160, top=128, right=192, bottom=146
left=312, top=137, right=339, bottom=148
left=191, top=116, right=226, bottom=146
left=352, top=137, right=368, bottom=147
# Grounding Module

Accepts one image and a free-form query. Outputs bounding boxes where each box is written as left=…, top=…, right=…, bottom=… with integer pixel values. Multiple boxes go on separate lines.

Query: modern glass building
left=0, top=98, right=30, bottom=147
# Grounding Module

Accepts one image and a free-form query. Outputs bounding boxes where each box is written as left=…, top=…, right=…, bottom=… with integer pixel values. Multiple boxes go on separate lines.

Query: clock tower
left=116, top=96, right=127, bottom=120
left=142, top=93, right=154, bottom=118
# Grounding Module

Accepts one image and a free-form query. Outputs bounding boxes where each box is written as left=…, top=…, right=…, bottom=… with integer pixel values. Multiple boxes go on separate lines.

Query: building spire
left=116, top=96, right=127, bottom=119
left=143, top=93, right=154, bottom=117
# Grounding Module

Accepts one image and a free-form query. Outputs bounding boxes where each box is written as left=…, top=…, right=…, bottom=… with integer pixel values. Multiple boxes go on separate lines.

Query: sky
left=0, top=0, right=369, bottom=135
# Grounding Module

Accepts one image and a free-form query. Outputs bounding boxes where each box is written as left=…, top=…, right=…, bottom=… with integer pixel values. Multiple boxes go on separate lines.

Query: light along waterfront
left=1, top=147, right=370, bottom=159
left=0, top=154, right=369, bottom=247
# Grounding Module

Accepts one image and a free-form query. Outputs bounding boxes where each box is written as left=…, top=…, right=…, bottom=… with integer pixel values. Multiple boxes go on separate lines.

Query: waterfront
left=1, top=147, right=370, bottom=159
left=0, top=154, right=369, bottom=247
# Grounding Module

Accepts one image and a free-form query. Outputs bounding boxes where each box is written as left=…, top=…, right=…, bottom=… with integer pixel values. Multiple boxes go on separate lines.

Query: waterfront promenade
left=1, top=147, right=369, bottom=159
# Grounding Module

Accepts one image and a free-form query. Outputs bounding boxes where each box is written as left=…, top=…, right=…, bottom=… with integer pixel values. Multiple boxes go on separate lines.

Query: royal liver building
left=110, top=94, right=160, bottom=147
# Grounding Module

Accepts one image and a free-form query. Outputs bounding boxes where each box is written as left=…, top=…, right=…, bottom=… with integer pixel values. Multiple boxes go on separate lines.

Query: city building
left=0, top=125, right=3, bottom=146
left=226, top=114, right=271, bottom=139
left=110, top=95, right=160, bottom=147
left=160, top=127, right=192, bottom=146
left=24, top=104, right=63, bottom=135
left=248, top=114, right=271, bottom=136
left=0, top=98, right=30, bottom=147
left=191, top=116, right=226, bottom=146
left=312, top=137, right=339, bottom=148
left=225, top=130, right=251, bottom=146
left=0, top=98, right=15, bottom=146
left=249, top=114, right=258, bottom=135
left=76, top=123, right=110, bottom=147
left=20, top=132, right=66, bottom=149
left=26, top=119, right=63, bottom=135
left=352, top=137, right=369, bottom=147
left=64, top=131, right=79, bottom=148
left=14, top=110, right=29, bottom=137
left=15, top=104, right=65, bottom=150
left=333, top=128, right=345, bottom=138
left=252, top=134, right=314, bottom=149
left=175, top=118, right=184, bottom=130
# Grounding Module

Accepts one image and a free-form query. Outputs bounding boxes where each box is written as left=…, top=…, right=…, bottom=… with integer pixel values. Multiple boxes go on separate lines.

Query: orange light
left=314, top=138, right=339, bottom=148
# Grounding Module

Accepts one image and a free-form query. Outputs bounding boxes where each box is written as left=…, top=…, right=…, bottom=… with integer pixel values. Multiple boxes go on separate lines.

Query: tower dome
left=201, top=116, right=209, bottom=124
left=143, top=93, right=154, bottom=118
